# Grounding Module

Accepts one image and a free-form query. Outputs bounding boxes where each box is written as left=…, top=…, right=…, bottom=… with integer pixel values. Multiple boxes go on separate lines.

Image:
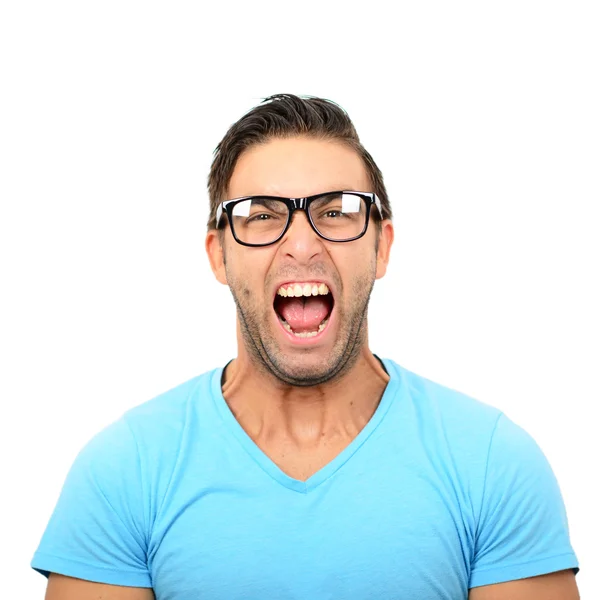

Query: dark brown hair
left=206, top=93, right=392, bottom=230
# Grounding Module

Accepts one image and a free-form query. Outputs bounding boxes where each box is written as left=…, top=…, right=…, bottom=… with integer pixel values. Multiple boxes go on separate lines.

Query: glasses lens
left=309, top=193, right=367, bottom=241
left=230, top=198, right=288, bottom=245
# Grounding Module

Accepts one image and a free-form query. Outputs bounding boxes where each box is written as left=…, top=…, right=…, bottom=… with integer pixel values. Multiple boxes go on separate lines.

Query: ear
left=205, top=229, right=228, bottom=285
left=375, top=220, right=394, bottom=280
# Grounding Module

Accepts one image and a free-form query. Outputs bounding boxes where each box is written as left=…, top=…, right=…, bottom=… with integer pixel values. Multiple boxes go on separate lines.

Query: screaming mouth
left=273, top=283, right=334, bottom=338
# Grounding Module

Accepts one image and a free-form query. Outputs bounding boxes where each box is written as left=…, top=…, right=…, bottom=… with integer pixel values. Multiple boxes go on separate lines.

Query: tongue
left=279, top=296, right=330, bottom=332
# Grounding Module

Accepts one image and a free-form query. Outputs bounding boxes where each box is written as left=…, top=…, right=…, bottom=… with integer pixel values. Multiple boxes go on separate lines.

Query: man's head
left=207, top=94, right=393, bottom=231
left=206, top=94, right=394, bottom=386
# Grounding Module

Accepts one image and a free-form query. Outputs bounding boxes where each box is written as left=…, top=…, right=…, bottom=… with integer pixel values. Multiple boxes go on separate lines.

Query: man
left=32, top=94, right=580, bottom=599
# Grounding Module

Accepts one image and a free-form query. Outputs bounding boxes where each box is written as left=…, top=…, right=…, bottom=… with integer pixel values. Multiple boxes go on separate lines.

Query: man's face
left=207, top=136, right=393, bottom=386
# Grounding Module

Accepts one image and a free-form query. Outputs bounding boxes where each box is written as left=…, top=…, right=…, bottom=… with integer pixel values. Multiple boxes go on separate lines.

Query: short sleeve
left=469, top=413, right=579, bottom=588
left=31, top=416, right=152, bottom=588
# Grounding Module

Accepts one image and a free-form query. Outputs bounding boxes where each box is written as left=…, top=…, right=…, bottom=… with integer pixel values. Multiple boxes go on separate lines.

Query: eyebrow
left=247, top=197, right=287, bottom=208
left=249, top=189, right=354, bottom=199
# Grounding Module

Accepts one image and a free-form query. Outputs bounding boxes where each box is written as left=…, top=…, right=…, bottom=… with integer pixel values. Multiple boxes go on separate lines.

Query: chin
left=264, top=345, right=354, bottom=387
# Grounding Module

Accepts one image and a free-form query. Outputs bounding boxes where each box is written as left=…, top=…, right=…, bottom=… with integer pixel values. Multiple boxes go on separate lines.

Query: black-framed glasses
left=215, top=191, right=383, bottom=247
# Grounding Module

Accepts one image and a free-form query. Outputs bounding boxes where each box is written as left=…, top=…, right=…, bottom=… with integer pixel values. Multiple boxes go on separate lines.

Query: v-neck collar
left=209, top=357, right=398, bottom=494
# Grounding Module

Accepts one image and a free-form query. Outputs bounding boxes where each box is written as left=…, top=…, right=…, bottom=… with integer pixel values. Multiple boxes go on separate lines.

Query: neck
left=221, top=338, right=390, bottom=449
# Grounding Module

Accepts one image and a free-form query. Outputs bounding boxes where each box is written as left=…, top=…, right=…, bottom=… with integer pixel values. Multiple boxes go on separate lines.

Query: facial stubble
left=225, top=257, right=377, bottom=387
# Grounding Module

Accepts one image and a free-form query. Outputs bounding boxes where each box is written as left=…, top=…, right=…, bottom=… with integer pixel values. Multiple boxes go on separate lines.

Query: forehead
left=227, top=136, right=371, bottom=199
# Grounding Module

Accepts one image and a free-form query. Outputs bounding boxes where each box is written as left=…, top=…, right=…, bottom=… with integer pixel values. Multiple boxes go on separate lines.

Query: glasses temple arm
left=374, top=195, right=383, bottom=218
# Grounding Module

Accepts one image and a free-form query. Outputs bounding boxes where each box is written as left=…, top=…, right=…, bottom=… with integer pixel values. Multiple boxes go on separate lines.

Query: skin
left=468, top=569, right=579, bottom=599
left=206, top=136, right=394, bottom=472
left=45, top=573, right=154, bottom=599
left=44, top=135, right=579, bottom=599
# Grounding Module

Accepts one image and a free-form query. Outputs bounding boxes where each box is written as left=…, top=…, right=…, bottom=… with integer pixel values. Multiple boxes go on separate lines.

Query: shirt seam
left=152, top=375, right=204, bottom=520
left=33, top=550, right=150, bottom=575
left=474, top=412, right=504, bottom=538
left=471, top=550, right=577, bottom=575
left=86, top=422, right=147, bottom=558
left=122, top=414, right=150, bottom=549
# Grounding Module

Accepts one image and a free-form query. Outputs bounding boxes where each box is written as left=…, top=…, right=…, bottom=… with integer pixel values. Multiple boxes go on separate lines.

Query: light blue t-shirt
left=32, top=359, right=578, bottom=599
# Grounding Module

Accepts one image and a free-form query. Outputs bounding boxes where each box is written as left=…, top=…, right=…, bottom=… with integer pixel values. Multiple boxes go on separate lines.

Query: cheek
left=225, top=252, right=271, bottom=298
left=335, top=248, right=377, bottom=282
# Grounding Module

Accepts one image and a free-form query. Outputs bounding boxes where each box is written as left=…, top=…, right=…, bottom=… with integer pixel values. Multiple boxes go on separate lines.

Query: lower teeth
left=282, top=318, right=328, bottom=337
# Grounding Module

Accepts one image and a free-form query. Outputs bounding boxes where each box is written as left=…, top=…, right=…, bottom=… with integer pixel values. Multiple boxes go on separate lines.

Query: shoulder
left=380, top=359, right=578, bottom=576
left=74, top=366, right=222, bottom=483
left=383, top=358, right=503, bottom=441
left=385, top=360, right=553, bottom=465
left=380, top=359, right=552, bottom=505
left=119, top=366, right=222, bottom=462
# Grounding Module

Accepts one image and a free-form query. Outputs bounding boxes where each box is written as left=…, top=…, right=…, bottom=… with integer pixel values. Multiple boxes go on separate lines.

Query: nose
left=279, top=209, right=323, bottom=263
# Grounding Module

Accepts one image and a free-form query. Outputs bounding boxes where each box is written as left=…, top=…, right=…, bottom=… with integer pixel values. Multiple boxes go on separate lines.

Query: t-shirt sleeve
left=31, top=416, right=152, bottom=588
left=469, top=412, right=579, bottom=588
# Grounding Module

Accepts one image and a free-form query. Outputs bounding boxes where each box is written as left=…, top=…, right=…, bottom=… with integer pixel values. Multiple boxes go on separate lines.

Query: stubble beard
left=226, top=265, right=376, bottom=387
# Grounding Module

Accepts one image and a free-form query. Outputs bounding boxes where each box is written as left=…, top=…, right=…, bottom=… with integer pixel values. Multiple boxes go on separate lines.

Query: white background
left=1, top=1, right=598, bottom=597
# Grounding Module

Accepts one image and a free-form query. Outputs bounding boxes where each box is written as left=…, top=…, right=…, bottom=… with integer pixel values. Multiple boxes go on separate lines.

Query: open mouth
left=273, top=283, right=334, bottom=339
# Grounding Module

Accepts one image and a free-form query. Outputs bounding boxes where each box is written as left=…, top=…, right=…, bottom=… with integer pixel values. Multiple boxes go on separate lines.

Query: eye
left=247, top=213, right=273, bottom=222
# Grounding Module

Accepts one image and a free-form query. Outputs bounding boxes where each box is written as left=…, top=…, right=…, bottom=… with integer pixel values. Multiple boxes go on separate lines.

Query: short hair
left=206, top=94, right=392, bottom=230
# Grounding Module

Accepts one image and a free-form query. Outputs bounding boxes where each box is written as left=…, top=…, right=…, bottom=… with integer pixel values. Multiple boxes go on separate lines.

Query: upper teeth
left=277, top=283, right=330, bottom=297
